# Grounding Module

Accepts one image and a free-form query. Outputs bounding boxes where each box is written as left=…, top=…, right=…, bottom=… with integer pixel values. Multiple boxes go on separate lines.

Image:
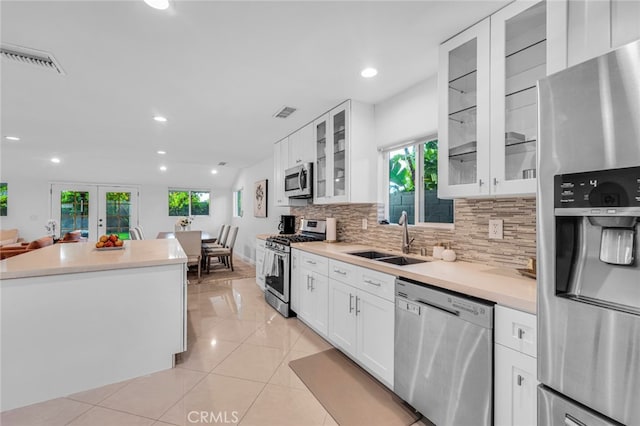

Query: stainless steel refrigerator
left=537, top=39, right=640, bottom=425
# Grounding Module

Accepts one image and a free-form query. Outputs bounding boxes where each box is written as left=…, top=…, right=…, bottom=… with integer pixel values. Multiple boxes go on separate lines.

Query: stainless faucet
left=398, top=211, right=414, bottom=254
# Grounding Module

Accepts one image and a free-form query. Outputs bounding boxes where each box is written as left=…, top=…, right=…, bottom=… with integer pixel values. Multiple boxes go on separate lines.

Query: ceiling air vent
left=273, top=106, right=297, bottom=119
left=1, top=44, right=65, bottom=75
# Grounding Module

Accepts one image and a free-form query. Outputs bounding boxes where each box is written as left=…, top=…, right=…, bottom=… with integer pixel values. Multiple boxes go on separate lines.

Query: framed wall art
left=254, top=179, right=268, bottom=218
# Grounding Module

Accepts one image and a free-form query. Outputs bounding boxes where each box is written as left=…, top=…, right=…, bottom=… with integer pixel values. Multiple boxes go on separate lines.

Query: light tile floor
left=1, top=276, right=427, bottom=426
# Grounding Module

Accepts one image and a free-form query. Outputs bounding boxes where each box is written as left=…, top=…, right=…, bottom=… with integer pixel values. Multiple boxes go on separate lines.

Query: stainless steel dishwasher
left=394, top=278, right=494, bottom=426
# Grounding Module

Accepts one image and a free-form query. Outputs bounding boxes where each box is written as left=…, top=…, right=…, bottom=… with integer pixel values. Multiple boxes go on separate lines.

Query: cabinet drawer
left=300, top=252, right=328, bottom=275
left=356, top=269, right=395, bottom=302
left=495, top=305, right=537, bottom=357
left=329, top=259, right=358, bottom=284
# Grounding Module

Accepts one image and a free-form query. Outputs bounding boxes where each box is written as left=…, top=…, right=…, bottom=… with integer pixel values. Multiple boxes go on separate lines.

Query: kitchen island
left=0, top=239, right=188, bottom=411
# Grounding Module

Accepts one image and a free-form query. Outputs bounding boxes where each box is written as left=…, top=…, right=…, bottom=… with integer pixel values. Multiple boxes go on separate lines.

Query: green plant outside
left=168, top=190, right=210, bottom=216
left=0, top=182, right=7, bottom=216
left=389, top=140, right=439, bottom=194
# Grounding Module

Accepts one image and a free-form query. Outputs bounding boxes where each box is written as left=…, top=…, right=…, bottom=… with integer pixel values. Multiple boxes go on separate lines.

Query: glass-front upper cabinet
left=314, top=115, right=328, bottom=200
left=438, top=18, right=491, bottom=198
left=314, top=101, right=350, bottom=204
left=490, top=0, right=546, bottom=195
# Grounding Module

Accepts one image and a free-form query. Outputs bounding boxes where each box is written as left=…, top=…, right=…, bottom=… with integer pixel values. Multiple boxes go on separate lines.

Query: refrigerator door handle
left=564, top=414, right=587, bottom=426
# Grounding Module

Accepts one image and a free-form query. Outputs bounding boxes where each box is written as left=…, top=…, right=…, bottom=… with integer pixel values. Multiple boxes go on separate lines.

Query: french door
left=51, top=184, right=139, bottom=241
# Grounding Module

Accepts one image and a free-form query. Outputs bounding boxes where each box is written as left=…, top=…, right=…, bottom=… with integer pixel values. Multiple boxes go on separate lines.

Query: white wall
left=230, top=155, right=291, bottom=264
left=374, top=75, right=438, bottom=148
left=0, top=179, right=230, bottom=242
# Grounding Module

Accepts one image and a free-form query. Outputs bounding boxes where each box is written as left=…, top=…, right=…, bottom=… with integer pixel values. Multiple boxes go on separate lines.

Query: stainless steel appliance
left=284, top=162, right=312, bottom=199
left=264, top=219, right=326, bottom=317
left=394, top=278, right=494, bottom=426
left=538, top=39, right=640, bottom=425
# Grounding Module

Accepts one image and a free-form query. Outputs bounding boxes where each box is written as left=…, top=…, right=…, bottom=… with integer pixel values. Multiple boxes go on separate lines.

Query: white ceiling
left=1, top=0, right=509, bottom=188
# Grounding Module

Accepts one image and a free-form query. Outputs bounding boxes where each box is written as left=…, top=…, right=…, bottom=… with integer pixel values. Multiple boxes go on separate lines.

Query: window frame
left=232, top=188, right=243, bottom=218
left=383, top=135, right=455, bottom=229
left=168, top=188, right=211, bottom=217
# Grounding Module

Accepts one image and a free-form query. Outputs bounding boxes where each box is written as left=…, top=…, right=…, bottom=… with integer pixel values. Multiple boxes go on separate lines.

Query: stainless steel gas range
left=263, top=219, right=326, bottom=317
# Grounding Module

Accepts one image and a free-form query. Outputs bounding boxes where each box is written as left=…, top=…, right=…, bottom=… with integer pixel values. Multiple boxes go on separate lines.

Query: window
left=386, top=137, right=454, bottom=226
left=233, top=189, right=243, bottom=218
left=168, top=189, right=210, bottom=216
left=0, top=183, right=7, bottom=216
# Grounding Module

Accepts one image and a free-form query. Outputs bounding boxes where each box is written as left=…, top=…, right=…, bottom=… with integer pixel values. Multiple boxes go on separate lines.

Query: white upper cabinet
left=288, top=123, right=314, bottom=167
left=490, top=0, right=548, bottom=196
left=273, top=137, right=288, bottom=207
left=314, top=100, right=376, bottom=204
left=439, top=0, right=559, bottom=198
left=438, top=18, right=492, bottom=198
left=566, top=0, right=640, bottom=68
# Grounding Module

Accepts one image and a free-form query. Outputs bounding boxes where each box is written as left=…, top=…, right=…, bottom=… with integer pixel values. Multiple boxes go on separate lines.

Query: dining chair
left=129, top=228, right=141, bottom=240
left=135, top=225, right=146, bottom=239
left=205, top=226, right=238, bottom=273
left=175, top=230, right=202, bottom=281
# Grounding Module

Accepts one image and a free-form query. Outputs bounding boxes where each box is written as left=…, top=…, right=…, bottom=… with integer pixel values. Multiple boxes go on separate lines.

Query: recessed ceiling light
left=144, top=0, right=169, bottom=10
left=157, top=150, right=166, bottom=155
left=160, top=165, right=167, bottom=171
left=5, top=136, right=20, bottom=141
left=361, top=67, right=378, bottom=78
left=153, top=115, right=167, bottom=122
left=51, top=157, right=61, bottom=164
left=211, top=169, right=218, bottom=175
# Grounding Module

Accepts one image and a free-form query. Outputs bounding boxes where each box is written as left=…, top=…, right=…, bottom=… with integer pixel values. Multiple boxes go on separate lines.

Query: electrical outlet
left=362, top=218, right=368, bottom=230
left=489, top=219, right=503, bottom=239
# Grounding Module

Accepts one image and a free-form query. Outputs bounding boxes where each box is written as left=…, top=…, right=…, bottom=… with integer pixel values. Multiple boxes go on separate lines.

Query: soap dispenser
left=442, top=243, right=457, bottom=262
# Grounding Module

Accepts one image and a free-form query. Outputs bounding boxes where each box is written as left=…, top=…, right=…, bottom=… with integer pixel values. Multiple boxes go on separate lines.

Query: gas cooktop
left=266, top=234, right=324, bottom=246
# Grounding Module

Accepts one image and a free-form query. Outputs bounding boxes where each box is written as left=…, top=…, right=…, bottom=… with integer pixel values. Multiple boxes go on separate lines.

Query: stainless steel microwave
left=284, top=162, right=312, bottom=199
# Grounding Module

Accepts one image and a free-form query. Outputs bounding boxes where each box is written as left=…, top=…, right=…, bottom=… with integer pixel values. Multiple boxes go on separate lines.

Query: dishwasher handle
left=415, top=298, right=460, bottom=317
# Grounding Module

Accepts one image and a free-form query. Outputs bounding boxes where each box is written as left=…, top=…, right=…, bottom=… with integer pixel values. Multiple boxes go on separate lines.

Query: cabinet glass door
left=332, top=109, right=346, bottom=197
left=315, top=117, right=328, bottom=200
left=491, top=1, right=545, bottom=194
left=448, top=38, right=479, bottom=186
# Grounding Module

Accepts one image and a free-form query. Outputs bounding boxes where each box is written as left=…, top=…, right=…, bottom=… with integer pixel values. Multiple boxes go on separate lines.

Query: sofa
left=0, top=229, right=22, bottom=247
left=0, top=236, right=54, bottom=260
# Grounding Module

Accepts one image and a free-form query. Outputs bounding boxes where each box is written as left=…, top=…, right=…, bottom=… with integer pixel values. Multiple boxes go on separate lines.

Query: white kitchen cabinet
left=273, top=137, right=288, bottom=207
left=328, top=279, right=357, bottom=357
left=255, top=238, right=266, bottom=290
left=439, top=0, right=561, bottom=198
left=327, top=259, right=394, bottom=388
left=355, top=289, right=394, bottom=386
left=288, top=122, right=314, bottom=167
left=566, top=0, right=640, bottom=68
left=290, top=248, right=300, bottom=313
left=298, top=252, right=329, bottom=337
left=494, top=305, right=538, bottom=426
left=314, top=100, right=376, bottom=204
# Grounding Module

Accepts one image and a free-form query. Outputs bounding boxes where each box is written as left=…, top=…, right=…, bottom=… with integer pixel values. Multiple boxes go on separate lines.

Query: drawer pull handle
left=334, top=269, right=347, bottom=275
left=349, top=294, right=354, bottom=313
left=364, top=279, right=382, bottom=287
left=306, top=260, right=317, bottom=265
left=516, top=375, right=524, bottom=386
left=517, top=328, right=525, bottom=339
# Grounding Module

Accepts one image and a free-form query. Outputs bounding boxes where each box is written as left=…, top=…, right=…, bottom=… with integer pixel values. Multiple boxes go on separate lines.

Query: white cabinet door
left=290, top=249, right=300, bottom=312
left=298, top=267, right=314, bottom=324
left=289, top=123, right=314, bottom=166
left=255, top=239, right=266, bottom=290
left=309, top=272, right=329, bottom=337
left=490, top=0, right=545, bottom=196
left=438, top=18, right=492, bottom=198
left=328, top=102, right=349, bottom=203
left=356, top=290, right=394, bottom=387
left=328, top=279, right=357, bottom=357
left=494, top=344, right=537, bottom=426
left=567, top=0, right=612, bottom=67
left=611, top=0, right=640, bottom=49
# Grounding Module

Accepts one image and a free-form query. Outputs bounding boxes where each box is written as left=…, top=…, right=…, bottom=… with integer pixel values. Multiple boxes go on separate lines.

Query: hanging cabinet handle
left=516, top=375, right=524, bottom=386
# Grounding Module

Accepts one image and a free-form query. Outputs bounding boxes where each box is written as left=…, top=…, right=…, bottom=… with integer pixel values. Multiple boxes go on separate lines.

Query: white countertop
left=291, top=242, right=537, bottom=314
left=0, top=239, right=187, bottom=280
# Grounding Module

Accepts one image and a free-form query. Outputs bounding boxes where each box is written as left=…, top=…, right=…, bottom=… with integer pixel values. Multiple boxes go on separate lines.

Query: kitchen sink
left=347, top=250, right=397, bottom=259
left=376, top=256, right=427, bottom=265
left=347, top=251, right=428, bottom=266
